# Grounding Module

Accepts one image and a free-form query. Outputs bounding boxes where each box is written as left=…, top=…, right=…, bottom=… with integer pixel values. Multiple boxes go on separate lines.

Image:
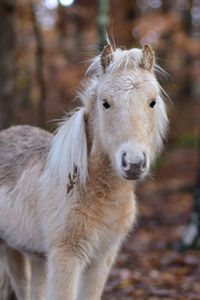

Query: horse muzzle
left=121, top=151, right=147, bottom=180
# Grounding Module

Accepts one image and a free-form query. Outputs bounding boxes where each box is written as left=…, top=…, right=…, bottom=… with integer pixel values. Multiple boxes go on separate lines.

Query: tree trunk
left=180, top=128, right=200, bottom=250
left=0, top=0, right=16, bottom=129
left=30, top=0, right=46, bottom=128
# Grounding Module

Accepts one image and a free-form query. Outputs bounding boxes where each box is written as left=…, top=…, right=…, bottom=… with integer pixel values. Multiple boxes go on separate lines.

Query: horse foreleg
left=30, top=257, right=46, bottom=300
left=77, top=246, right=119, bottom=300
left=46, top=247, right=82, bottom=300
left=1, top=244, right=30, bottom=300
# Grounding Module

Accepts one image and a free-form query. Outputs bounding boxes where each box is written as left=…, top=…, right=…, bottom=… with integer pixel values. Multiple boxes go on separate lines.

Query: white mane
left=47, top=108, right=88, bottom=187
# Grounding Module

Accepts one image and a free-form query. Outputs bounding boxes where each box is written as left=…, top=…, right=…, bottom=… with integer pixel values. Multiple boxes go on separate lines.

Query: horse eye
left=102, top=99, right=111, bottom=109
left=149, top=100, right=156, bottom=108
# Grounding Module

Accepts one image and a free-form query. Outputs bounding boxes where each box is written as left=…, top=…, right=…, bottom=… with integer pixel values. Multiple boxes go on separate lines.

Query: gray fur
left=0, top=125, right=52, bottom=187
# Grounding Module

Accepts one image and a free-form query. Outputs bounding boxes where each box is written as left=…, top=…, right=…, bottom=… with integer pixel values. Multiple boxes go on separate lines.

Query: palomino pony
left=0, top=44, right=168, bottom=300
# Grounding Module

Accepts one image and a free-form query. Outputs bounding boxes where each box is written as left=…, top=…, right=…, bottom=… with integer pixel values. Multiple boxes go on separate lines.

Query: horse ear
left=141, top=45, right=155, bottom=71
left=100, top=44, right=113, bottom=73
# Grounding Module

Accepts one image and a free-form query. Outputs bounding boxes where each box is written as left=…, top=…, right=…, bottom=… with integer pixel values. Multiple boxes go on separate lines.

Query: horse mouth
left=122, top=173, right=143, bottom=180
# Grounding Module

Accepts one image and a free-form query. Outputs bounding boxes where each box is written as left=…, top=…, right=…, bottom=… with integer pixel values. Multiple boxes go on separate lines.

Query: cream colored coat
left=0, top=44, right=168, bottom=300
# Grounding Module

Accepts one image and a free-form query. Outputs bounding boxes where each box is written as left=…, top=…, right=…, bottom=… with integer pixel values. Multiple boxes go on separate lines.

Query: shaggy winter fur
left=0, top=44, right=168, bottom=300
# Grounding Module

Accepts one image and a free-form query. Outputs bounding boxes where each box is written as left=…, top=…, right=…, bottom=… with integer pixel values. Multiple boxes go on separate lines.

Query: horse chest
left=77, top=191, right=137, bottom=256
left=103, top=195, right=136, bottom=235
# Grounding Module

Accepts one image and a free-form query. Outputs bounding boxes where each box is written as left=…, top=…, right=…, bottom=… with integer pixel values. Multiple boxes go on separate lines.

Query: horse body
left=0, top=126, right=52, bottom=253
left=0, top=125, right=136, bottom=300
left=0, top=44, right=168, bottom=300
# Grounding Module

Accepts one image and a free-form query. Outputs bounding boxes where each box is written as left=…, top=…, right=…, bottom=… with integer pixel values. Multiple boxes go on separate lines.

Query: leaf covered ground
left=103, top=148, right=200, bottom=300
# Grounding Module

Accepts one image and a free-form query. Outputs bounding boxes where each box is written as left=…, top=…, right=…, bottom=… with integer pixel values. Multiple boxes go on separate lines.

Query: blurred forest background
left=1, top=0, right=200, bottom=299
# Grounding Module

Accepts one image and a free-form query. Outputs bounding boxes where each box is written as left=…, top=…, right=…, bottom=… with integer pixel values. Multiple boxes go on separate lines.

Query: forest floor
left=103, top=147, right=200, bottom=300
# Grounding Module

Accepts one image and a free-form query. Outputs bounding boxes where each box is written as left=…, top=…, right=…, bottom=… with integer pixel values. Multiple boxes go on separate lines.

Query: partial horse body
left=0, top=44, right=168, bottom=300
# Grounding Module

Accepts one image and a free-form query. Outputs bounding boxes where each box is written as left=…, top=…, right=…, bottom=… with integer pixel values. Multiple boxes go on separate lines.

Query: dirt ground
left=103, top=148, right=200, bottom=300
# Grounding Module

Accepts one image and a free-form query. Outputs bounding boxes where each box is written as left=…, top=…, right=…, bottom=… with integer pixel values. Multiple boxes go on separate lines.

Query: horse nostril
left=122, top=152, right=132, bottom=171
left=122, top=152, right=127, bottom=168
left=141, top=153, right=147, bottom=170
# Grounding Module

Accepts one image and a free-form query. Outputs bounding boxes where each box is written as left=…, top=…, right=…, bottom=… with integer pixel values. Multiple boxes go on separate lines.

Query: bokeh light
left=44, top=0, right=74, bottom=9
left=44, top=0, right=57, bottom=9
left=60, top=0, right=74, bottom=6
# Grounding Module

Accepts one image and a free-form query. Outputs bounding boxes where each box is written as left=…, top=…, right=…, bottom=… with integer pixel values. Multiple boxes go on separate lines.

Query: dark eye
left=149, top=100, right=156, bottom=108
left=102, top=99, right=111, bottom=109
